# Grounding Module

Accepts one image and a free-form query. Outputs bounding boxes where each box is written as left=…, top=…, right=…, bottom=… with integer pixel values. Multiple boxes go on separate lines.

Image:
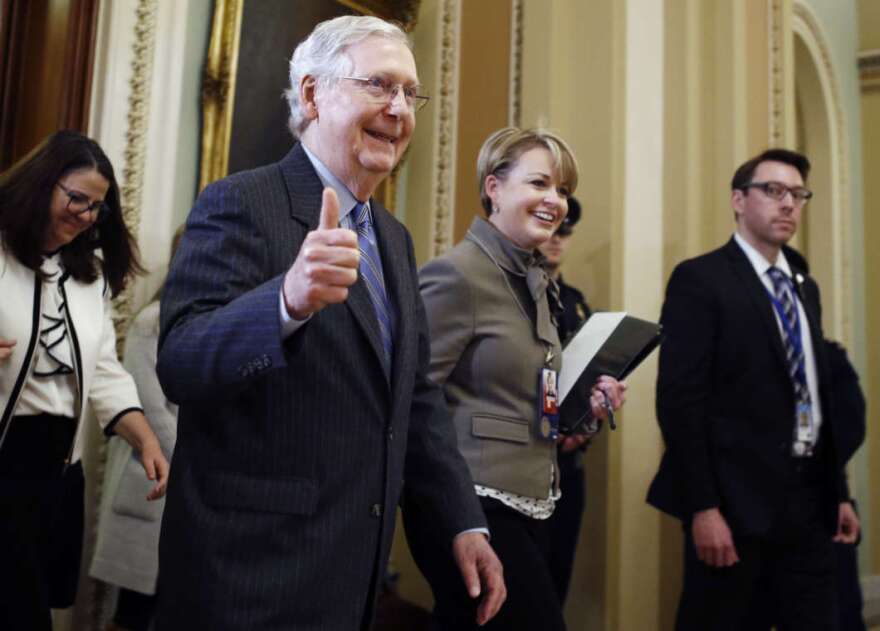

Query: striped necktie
left=767, top=265, right=817, bottom=456
left=354, top=203, right=393, bottom=372
left=766, top=266, right=809, bottom=404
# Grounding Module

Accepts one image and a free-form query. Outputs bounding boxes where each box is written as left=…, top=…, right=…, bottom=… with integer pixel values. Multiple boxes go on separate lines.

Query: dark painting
left=227, top=0, right=356, bottom=174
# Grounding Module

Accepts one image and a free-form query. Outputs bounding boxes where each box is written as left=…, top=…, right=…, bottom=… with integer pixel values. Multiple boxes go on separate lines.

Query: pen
left=603, top=390, right=616, bottom=430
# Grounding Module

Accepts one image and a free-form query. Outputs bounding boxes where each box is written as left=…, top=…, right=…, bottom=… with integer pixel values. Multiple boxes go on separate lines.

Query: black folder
left=558, top=312, right=663, bottom=431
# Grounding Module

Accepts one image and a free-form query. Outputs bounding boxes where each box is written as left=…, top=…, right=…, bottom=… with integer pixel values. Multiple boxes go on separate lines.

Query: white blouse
left=15, top=254, right=77, bottom=417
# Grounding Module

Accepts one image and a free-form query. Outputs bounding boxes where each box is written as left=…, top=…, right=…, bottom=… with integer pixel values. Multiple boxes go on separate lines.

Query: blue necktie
left=354, top=203, right=393, bottom=372
left=767, top=266, right=816, bottom=456
left=767, top=266, right=809, bottom=404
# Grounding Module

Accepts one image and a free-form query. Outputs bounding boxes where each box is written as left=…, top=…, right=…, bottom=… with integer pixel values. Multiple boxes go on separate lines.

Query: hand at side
left=692, top=507, right=739, bottom=567
left=452, top=531, right=507, bottom=626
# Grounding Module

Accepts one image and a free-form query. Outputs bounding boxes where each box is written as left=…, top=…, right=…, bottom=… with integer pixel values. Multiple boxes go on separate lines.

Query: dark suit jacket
left=647, top=238, right=847, bottom=537
left=155, top=144, right=485, bottom=631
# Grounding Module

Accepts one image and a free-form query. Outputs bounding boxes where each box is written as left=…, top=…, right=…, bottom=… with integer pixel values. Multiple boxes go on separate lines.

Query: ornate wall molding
left=111, top=2, right=157, bottom=348
left=792, top=1, right=850, bottom=344
left=768, top=0, right=786, bottom=145
left=80, top=2, right=159, bottom=628
left=509, top=0, right=523, bottom=127
left=431, top=0, right=459, bottom=256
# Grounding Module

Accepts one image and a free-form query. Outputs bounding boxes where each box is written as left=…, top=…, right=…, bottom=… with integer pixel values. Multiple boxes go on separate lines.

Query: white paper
left=558, top=312, right=626, bottom=403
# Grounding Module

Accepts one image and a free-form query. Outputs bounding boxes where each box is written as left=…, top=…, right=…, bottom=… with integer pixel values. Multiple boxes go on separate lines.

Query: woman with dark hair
left=0, top=130, right=169, bottom=630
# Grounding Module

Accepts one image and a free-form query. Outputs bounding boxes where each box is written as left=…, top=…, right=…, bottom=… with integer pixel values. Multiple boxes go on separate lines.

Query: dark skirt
left=0, top=413, right=84, bottom=631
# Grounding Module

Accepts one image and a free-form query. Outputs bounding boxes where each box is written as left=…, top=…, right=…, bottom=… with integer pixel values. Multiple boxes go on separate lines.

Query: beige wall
left=454, top=0, right=512, bottom=241
left=858, top=0, right=880, bottom=577
left=319, top=0, right=875, bottom=625
left=521, top=4, right=619, bottom=628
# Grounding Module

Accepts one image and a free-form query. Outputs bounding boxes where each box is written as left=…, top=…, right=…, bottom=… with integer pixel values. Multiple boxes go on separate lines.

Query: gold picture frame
left=199, top=0, right=421, bottom=210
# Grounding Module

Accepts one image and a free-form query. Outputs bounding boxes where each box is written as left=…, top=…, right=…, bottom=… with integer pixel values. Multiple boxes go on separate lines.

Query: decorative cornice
left=768, top=0, right=785, bottom=145
left=431, top=0, right=459, bottom=257
left=509, top=0, right=523, bottom=127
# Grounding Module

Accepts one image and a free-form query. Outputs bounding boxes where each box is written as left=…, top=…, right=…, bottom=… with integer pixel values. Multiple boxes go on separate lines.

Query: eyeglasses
left=340, top=76, right=430, bottom=113
left=56, top=182, right=111, bottom=221
left=740, top=181, right=813, bottom=206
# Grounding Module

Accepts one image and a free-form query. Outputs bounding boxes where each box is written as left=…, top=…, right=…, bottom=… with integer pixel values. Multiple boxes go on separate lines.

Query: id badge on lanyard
left=538, top=367, right=560, bottom=440
left=793, top=401, right=815, bottom=457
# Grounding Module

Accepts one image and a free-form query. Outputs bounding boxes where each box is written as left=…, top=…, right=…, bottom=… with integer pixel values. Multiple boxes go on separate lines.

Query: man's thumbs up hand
left=283, top=188, right=360, bottom=320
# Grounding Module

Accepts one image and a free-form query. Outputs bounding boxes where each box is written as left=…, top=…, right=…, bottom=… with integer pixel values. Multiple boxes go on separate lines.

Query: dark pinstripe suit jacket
left=155, top=144, right=485, bottom=631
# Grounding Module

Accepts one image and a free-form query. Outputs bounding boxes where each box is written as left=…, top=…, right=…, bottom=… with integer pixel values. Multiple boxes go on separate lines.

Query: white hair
left=285, top=15, right=412, bottom=138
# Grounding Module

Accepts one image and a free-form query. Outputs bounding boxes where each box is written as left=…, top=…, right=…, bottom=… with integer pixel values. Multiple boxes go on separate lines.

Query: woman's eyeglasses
left=56, top=182, right=111, bottom=221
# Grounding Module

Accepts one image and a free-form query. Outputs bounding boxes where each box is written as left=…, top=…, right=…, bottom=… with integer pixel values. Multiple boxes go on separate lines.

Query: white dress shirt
left=733, top=233, right=823, bottom=438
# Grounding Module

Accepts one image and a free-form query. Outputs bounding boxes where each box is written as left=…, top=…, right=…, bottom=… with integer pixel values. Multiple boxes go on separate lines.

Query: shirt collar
left=733, top=232, right=793, bottom=280
left=301, top=143, right=367, bottom=222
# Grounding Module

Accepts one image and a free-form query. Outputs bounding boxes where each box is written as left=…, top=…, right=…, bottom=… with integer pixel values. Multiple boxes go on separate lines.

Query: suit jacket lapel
left=280, top=143, right=324, bottom=229
left=279, top=144, right=390, bottom=384
left=347, top=278, right=390, bottom=383
left=722, top=238, right=790, bottom=376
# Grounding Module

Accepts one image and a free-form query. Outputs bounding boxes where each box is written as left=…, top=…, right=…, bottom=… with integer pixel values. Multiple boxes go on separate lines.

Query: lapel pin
left=795, top=273, right=804, bottom=285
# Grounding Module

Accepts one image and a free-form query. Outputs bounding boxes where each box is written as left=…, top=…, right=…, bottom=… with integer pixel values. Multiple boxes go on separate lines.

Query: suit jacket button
left=370, top=503, right=382, bottom=518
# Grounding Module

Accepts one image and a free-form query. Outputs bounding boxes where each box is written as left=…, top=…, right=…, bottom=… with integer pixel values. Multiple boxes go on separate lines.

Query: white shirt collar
left=300, top=143, right=368, bottom=222
left=733, top=232, right=793, bottom=280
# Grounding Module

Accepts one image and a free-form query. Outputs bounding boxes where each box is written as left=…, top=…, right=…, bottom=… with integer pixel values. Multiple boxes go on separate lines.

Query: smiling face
left=299, top=36, right=417, bottom=200
left=732, top=160, right=803, bottom=261
left=44, top=167, right=109, bottom=252
left=486, top=147, right=569, bottom=250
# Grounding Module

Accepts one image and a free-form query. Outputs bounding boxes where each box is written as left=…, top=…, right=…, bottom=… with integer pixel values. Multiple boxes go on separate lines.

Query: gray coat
left=419, top=217, right=561, bottom=499
left=90, top=301, right=177, bottom=595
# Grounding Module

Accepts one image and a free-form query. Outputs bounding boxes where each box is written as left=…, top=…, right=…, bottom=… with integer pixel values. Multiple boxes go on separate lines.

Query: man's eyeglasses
left=340, top=76, right=430, bottom=113
left=56, top=182, right=111, bottom=221
left=740, top=181, right=813, bottom=206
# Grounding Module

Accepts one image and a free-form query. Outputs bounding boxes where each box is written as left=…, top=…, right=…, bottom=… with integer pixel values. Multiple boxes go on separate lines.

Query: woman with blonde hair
left=404, top=127, right=626, bottom=630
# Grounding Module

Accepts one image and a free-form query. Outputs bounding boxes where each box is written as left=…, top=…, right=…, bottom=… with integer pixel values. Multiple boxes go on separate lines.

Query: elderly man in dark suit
left=648, top=148, right=860, bottom=630
left=155, top=16, right=504, bottom=631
